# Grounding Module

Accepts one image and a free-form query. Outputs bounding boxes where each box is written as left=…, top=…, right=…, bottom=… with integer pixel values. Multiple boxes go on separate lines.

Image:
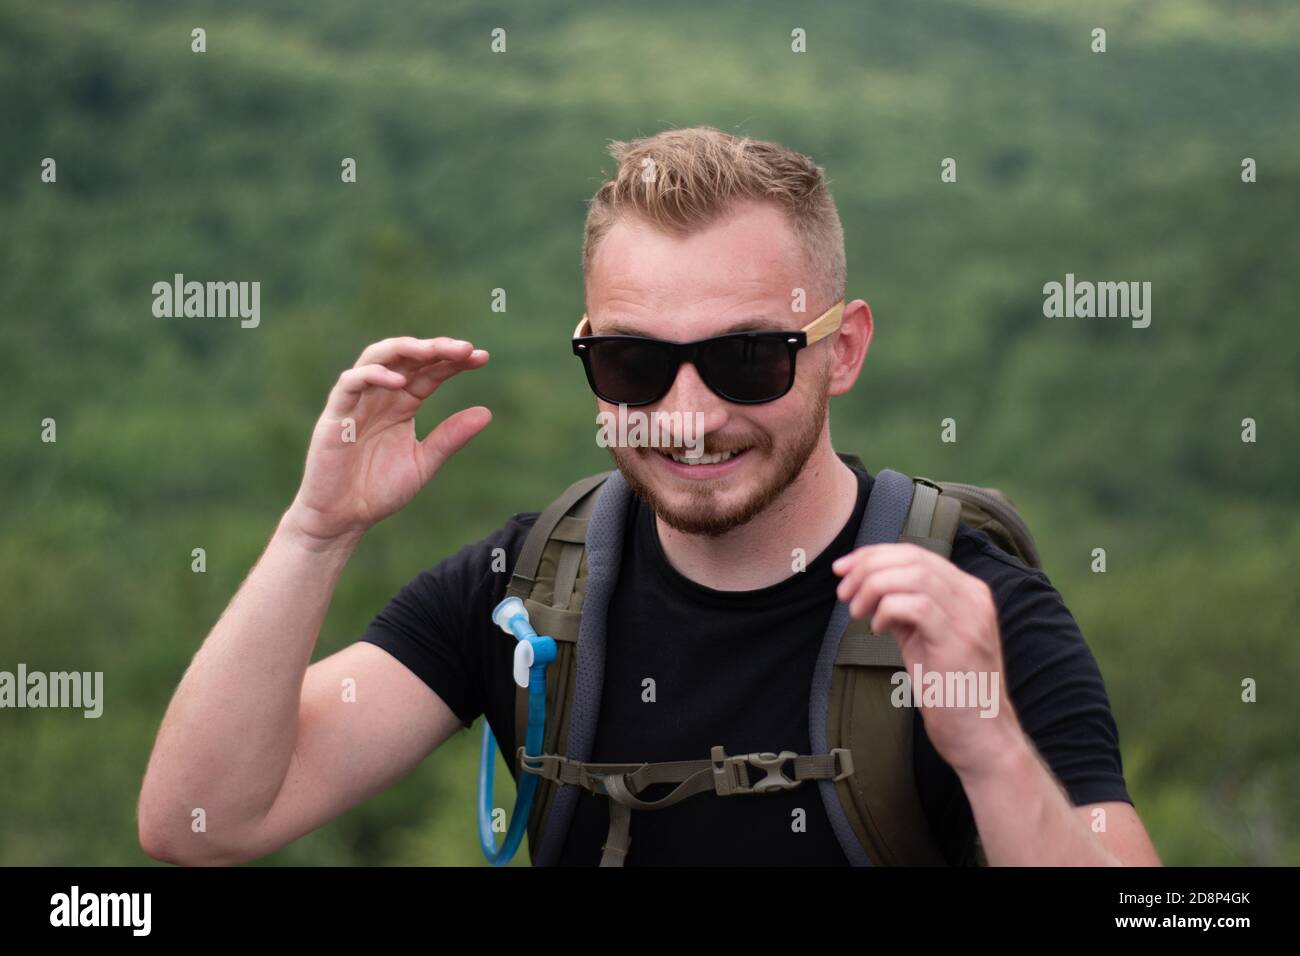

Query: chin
left=612, top=446, right=786, bottom=538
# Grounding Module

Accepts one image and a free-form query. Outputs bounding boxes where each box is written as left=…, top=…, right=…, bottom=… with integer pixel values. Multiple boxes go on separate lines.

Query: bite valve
left=491, top=597, right=558, bottom=688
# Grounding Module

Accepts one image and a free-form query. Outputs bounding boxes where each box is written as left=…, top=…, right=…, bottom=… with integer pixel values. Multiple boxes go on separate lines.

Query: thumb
left=417, top=405, right=493, bottom=478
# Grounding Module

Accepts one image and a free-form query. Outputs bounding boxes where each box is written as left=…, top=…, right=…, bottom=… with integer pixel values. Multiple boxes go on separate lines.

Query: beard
left=608, top=379, right=831, bottom=538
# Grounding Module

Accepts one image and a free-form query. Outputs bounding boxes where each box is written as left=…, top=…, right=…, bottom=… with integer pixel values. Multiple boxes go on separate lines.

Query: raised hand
left=285, top=336, right=493, bottom=545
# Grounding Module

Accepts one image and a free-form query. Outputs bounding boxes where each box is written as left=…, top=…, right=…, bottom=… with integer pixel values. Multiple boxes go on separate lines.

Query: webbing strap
left=835, top=629, right=905, bottom=668
left=599, top=801, right=631, bottom=867
left=523, top=748, right=847, bottom=794
left=552, top=543, right=583, bottom=610
left=928, top=493, right=962, bottom=557
left=524, top=746, right=852, bottom=867
left=903, top=481, right=938, bottom=539
left=551, top=515, right=590, bottom=545
left=899, top=491, right=962, bottom=559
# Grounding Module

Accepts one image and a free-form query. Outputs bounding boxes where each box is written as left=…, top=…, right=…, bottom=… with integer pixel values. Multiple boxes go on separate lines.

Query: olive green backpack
left=501, top=453, right=1041, bottom=866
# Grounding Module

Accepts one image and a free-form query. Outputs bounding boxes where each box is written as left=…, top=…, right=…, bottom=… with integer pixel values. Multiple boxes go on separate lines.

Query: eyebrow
left=598, top=316, right=790, bottom=337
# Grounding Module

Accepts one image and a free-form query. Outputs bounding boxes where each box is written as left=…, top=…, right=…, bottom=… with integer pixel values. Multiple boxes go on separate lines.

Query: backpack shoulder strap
left=926, top=480, right=1041, bottom=569
left=506, top=469, right=612, bottom=606
left=821, top=467, right=972, bottom=866
left=502, top=470, right=613, bottom=857
left=899, top=477, right=964, bottom=558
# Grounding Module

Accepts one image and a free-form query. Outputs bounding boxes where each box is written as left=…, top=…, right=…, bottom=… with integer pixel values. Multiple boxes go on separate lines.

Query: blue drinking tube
left=478, top=596, right=557, bottom=865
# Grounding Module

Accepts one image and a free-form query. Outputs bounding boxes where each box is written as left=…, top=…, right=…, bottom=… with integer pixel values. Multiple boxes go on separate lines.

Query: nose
left=653, top=360, right=730, bottom=437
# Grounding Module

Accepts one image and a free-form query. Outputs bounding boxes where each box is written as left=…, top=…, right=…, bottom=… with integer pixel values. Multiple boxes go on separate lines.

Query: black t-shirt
left=358, top=465, right=1133, bottom=865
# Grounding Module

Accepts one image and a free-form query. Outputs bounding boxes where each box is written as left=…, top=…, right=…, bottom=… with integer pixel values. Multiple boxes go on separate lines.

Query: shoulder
left=949, top=525, right=1133, bottom=808
left=437, top=510, right=540, bottom=590
left=449, top=510, right=540, bottom=567
left=948, top=522, right=1046, bottom=608
left=947, top=523, right=1093, bottom=670
left=379, top=510, right=541, bottom=621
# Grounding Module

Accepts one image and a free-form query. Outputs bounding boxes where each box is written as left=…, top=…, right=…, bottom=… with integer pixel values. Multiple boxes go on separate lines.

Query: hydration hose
left=477, top=596, right=557, bottom=865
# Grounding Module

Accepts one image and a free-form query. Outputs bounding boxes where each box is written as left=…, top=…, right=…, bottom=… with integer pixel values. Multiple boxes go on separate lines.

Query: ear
left=827, top=299, right=872, bottom=397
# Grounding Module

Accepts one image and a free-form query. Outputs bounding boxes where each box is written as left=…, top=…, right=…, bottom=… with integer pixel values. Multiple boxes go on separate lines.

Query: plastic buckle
left=520, top=751, right=611, bottom=795
left=710, top=746, right=800, bottom=795
left=830, top=747, right=855, bottom=782
left=518, top=748, right=564, bottom=783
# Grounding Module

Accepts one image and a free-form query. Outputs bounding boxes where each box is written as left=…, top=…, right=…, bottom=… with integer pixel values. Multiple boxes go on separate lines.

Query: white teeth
left=669, top=450, right=736, bottom=465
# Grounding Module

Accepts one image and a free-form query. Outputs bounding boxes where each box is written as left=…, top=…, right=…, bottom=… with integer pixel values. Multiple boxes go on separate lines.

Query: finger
left=832, top=542, right=943, bottom=579
left=326, top=364, right=409, bottom=417
left=844, top=565, right=931, bottom=620
left=354, top=336, right=475, bottom=370
left=416, top=405, right=493, bottom=478
left=836, top=550, right=933, bottom=606
left=403, top=348, right=489, bottom=400
left=835, top=554, right=882, bottom=602
left=830, top=546, right=866, bottom=577
left=840, top=563, right=930, bottom=615
left=870, top=592, right=934, bottom=642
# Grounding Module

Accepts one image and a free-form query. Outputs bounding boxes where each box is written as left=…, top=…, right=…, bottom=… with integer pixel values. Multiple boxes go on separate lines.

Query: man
left=138, top=127, right=1160, bottom=866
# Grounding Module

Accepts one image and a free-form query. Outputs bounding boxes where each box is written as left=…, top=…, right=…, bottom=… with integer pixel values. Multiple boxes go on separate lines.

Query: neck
left=654, top=439, right=860, bottom=591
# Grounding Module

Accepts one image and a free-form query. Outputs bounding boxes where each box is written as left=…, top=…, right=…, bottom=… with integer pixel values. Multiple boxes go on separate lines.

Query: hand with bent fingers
left=286, top=336, right=493, bottom=545
left=832, top=543, right=1025, bottom=778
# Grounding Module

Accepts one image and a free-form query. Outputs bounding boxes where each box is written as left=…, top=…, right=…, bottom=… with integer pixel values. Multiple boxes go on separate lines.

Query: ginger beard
left=607, top=366, right=832, bottom=538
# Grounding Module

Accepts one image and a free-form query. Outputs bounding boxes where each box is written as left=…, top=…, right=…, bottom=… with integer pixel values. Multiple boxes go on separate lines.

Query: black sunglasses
left=571, top=301, right=845, bottom=406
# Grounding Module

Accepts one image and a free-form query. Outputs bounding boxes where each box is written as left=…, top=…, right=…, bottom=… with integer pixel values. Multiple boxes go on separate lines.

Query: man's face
left=583, top=200, right=835, bottom=538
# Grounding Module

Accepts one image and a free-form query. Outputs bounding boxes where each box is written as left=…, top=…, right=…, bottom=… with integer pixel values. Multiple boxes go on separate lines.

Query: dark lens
left=695, top=334, right=794, bottom=402
left=586, top=338, right=677, bottom=405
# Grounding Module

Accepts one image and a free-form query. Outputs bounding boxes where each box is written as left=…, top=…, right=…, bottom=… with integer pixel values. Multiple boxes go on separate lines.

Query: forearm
left=958, top=733, right=1118, bottom=866
left=139, top=509, right=361, bottom=859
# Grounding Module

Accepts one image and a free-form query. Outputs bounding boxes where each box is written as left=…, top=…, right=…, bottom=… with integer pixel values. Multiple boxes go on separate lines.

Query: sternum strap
left=520, top=745, right=854, bottom=867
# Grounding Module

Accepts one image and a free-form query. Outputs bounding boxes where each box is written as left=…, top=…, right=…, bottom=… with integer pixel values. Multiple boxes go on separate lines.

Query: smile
left=669, top=450, right=735, bottom=465
left=654, top=447, right=751, bottom=478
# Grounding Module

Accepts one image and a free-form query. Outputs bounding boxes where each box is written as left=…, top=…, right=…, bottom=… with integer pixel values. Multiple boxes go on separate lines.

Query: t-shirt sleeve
left=355, top=513, right=537, bottom=730
left=996, top=569, right=1134, bottom=808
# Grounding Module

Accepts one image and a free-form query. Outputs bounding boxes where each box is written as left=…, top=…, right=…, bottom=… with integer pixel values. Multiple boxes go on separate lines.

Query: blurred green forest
left=1, top=0, right=1296, bottom=865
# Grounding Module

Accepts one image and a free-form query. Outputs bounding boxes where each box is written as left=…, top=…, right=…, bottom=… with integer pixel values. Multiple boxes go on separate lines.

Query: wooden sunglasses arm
left=800, top=300, right=845, bottom=345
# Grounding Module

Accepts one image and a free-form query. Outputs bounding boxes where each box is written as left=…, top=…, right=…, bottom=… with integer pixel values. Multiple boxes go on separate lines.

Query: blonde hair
left=582, top=127, right=846, bottom=309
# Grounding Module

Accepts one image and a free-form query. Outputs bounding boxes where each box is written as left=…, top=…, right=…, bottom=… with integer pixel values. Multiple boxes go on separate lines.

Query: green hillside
left=0, top=0, right=1296, bottom=864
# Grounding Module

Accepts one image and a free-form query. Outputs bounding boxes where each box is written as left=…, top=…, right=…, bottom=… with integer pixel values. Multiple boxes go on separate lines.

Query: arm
left=137, top=526, right=465, bottom=866
left=833, top=542, right=1160, bottom=866
left=138, top=336, right=492, bottom=865
left=959, top=735, right=1161, bottom=866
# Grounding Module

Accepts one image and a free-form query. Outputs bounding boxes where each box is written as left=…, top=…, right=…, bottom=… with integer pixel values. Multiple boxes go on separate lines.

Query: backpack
left=499, top=452, right=1041, bottom=866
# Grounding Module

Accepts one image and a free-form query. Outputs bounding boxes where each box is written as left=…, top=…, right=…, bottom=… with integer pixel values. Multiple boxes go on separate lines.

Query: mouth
left=652, top=446, right=751, bottom=479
